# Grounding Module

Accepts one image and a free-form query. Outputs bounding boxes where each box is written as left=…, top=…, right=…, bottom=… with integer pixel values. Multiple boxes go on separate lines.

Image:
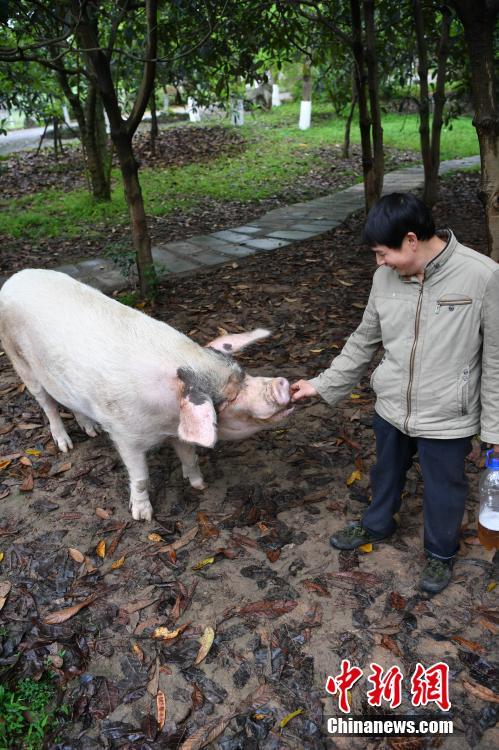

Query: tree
left=450, top=0, right=499, bottom=260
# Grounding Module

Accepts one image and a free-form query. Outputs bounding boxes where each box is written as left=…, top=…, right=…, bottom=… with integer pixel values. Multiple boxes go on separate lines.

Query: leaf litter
left=0, top=172, right=496, bottom=748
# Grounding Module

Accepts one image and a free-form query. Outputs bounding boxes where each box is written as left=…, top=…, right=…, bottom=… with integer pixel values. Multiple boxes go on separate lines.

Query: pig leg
left=113, top=437, right=153, bottom=521
left=172, top=439, right=206, bottom=490
left=5, top=347, right=73, bottom=452
left=73, top=411, right=101, bottom=438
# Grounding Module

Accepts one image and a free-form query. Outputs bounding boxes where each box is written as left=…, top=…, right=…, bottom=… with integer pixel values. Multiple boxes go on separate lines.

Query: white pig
left=0, top=269, right=293, bottom=521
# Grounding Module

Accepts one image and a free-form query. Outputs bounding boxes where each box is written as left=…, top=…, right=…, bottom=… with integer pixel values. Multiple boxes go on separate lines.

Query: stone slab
left=152, top=247, right=202, bottom=273
left=158, top=241, right=206, bottom=257
left=231, top=225, right=262, bottom=234
left=211, top=230, right=254, bottom=244
left=191, top=249, right=230, bottom=266
left=242, top=238, right=290, bottom=251
left=213, top=244, right=256, bottom=257
left=290, top=222, right=341, bottom=232
left=267, top=229, right=318, bottom=240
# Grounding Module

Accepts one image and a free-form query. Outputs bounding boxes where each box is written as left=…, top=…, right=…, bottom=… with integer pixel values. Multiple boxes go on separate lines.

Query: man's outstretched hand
left=291, top=380, right=319, bottom=402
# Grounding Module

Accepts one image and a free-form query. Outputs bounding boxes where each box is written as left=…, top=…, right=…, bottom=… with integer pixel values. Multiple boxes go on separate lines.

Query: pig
left=0, top=269, right=293, bottom=521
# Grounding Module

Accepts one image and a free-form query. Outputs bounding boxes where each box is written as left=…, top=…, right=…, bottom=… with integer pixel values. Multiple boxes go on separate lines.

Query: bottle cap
left=485, top=449, right=499, bottom=469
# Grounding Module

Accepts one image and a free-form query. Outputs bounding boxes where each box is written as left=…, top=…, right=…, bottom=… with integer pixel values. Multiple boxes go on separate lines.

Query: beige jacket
left=310, top=231, right=499, bottom=442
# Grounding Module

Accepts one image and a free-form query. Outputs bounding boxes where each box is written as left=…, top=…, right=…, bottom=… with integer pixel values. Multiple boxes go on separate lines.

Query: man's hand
left=291, top=379, right=318, bottom=402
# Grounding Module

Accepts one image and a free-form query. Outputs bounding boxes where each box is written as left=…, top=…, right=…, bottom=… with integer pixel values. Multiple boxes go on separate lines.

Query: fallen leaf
left=195, top=626, right=215, bottom=665
left=50, top=461, right=72, bottom=476
left=487, top=581, right=496, bottom=592
left=20, top=472, right=34, bottom=492
left=25, top=448, right=41, bottom=456
left=157, top=525, right=198, bottom=554
left=0, top=552, right=3, bottom=563
left=68, top=547, right=85, bottom=564
left=279, top=708, right=303, bottom=729
left=19, top=456, right=32, bottom=467
left=153, top=624, right=189, bottom=641
left=390, top=592, right=407, bottom=610
left=0, top=459, right=12, bottom=472
left=148, top=532, right=163, bottom=543
left=0, top=580, right=11, bottom=610
left=450, top=636, right=485, bottom=653
left=95, top=540, right=106, bottom=558
left=156, top=690, right=167, bottom=730
left=95, top=507, right=112, bottom=520
left=16, top=422, right=42, bottom=430
left=111, top=556, right=126, bottom=569
left=196, top=512, right=219, bottom=539
left=43, top=594, right=98, bottom=624
left=462, top=678, right=499, bottom=703
left=192, top=556, right=215, bottom=571
left=229, top=599, right=298, bottom=620
left=346, top=469, right=362, bottom=486
left=358, top=543, right=373, bottom=553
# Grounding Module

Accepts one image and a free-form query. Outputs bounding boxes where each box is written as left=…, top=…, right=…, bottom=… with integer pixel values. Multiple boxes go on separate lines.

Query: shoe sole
left=330, top=534, right=391, bottom=551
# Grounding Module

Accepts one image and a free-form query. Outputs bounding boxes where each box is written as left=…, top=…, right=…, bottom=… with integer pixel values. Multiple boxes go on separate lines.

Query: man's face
left=371, top=233, right=420, bottom=277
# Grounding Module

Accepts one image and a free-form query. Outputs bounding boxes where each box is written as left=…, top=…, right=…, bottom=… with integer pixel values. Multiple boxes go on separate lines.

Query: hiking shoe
left=419, top=557, right=453, bottom=594
left=330, top=522, right=392, bottom=551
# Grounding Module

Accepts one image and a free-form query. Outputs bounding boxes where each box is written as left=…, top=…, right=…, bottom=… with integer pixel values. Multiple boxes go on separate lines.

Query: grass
left=0, top=102, right=480, bottom=242
left=0, top=676, right=66, bottom=750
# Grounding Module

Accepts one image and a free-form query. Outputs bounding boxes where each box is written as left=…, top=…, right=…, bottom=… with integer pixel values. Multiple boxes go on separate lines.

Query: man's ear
left=206, top=328, right=270, bottom=354
left=178, top=389, right=217, bottom=448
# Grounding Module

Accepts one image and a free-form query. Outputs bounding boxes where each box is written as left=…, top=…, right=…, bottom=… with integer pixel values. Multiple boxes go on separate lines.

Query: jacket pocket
left=435, top=296, right=472, bottom=315
left=458, top=366, right=470, bottom=416
left=370, top=356, right=385, bottom=389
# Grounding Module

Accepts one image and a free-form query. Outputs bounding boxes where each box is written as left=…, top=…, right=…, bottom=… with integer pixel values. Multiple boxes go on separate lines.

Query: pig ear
left=178, top=393, right=217, bottom=448
left=207, top=328, right=270, bottom=354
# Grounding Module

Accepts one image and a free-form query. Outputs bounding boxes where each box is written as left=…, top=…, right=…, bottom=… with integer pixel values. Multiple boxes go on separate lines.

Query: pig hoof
left=190, top=478, right=207, bottom=491
left=54, top=431, right=73, bottom=453
left=75, top=414, right=100, bottom=437
left=130, top=498, right=153, bottom=522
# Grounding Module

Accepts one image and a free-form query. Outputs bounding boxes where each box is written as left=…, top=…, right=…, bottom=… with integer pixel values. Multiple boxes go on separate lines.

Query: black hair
left=362, top=192, right=435, bottom=249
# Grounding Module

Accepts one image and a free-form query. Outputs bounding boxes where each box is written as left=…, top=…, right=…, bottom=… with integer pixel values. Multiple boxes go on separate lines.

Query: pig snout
left=271, top=377, right=291, bottom=406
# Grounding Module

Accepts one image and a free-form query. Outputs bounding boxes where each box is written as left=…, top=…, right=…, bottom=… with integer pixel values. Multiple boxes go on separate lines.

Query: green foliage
left=0, top=105, right=479, bottom=243
left=0, top=676, right=59, bottom=750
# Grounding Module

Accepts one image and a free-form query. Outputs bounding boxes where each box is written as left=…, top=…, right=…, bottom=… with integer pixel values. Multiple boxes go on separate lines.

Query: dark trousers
left=362, top=412, right=472, bottom=560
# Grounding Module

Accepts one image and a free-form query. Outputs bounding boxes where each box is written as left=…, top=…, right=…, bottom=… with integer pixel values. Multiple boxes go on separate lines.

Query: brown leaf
left=50, top=461, right=72, bottom=476
left=147, top=657, right=160, bottom=696
left=43, top=594, right=98, bottom=624
left=191, top=683, right=204, bottom=710
left=20, top=472, right=34, bottom=492
left=196, top=512, right=219, bottom=539
left=266, top=548, right=281, bottom=562
left=124, top=596, right=161, bottom=614
left=302, top=580, right=331, bottom=597
left=0, top=580, right=11, bottom=611
left=96, top=507, right=112, bottom=520
left=68, top=547, right=85, bottom=564
left=95, top=540, right=106, bottom=558
left=450, top=635, right=485, bottom=653
left=16, top=422, right=42, bottom=430
left=156, top=690, right=167, bottom=731
left=156, top=525, right=198, bottom=555
left=195, top=626, right=215, bottom=665
left=389, top=592, right=407, bottom=610
left=380, top=635, right=402, bottom=657
left=462, top=678, right=499, bottom=704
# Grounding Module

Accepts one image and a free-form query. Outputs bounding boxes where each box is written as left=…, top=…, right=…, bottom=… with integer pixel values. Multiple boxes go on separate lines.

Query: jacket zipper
left=435, top=298, right=472, bottom=314
left=404, top=283, right=424, bottom=433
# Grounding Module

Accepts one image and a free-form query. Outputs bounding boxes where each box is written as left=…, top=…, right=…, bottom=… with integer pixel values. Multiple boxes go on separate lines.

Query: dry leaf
left=43, top=594, right=97, bottom=624
left=0, top=580, right=11, bottom=611
left=487, top=581, right=496, bottom=592
left=68, top=547, right=85, bottom=564
left=156, top=690, right=167, bottom=730
left=148, top=532, right=163, bottom=542
left=0, top=552, right=3, bottom=563
left=196, top=512, right=219, bottom=539
left=19, top=456, right=32, bottom=467
left=20, top=472, right=34, bottom=492
left=153, top=623, right=189, bottom=641
left=346, top=469, right=362, bottom=486
left=157, top=525, right=198, bottom=554
left=450, top=636, right=485, bottom=653
left=95, top=507, right=112, bottom=520
left=132, top=643, right=145, bottom=661
left=25, top=448, right=41, bottom=456
left=95, top=540, right=106, bottom=558
left=462, top=678, right=499, bottom=703
left=111, top=556, right=126, bottom=569
left=358, top=542, right=373, bottom=553
left=279, top=708, right=303, bottom=729
left=195, top=626, right=215, bottom=665
left=192, top=556, right=215, bottom=571
left=50, top=461, right=72, bottom=476
left=16, top=422, right=42, bottom=430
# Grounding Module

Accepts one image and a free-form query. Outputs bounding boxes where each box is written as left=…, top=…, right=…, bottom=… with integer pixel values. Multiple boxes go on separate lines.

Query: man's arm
left=292, top=286, right=382, bottom=404
left=480, top=268, right=499, bottom=445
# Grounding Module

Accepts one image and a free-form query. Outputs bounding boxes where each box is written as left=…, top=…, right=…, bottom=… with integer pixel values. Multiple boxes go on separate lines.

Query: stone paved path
left=9, top=156, right=482, bottom=292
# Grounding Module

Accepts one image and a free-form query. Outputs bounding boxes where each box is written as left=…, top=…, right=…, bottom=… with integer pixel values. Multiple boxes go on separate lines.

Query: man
left=291, top=193, right=499, bottom=594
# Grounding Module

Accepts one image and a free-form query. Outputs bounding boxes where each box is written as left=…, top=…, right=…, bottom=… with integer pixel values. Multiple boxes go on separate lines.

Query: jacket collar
left=423, top=229, right=456, bottom=279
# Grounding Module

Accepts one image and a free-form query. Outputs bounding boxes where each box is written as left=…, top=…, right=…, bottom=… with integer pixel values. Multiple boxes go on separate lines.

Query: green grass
left=0, top=102, right=479, bottom=242
left=0, top=676, right=65, bottom=750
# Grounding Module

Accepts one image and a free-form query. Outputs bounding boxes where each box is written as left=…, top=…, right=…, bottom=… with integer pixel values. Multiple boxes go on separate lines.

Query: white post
left=272, top=84, right=281, bottom=107
left=187, top=97, right=201, bottom=122
left=62, top=105, right=71, bottom=125
left=230, top=99, right=244, bottom=126
left=162, top=94, right=169, bottom=113
left=103, top=108, right=110, bottom=133
left=299, top=100, right=312, bottom=130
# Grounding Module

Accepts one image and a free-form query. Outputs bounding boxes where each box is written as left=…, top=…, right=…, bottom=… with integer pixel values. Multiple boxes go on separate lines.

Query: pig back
left=0, top=269, right=197, bottom=431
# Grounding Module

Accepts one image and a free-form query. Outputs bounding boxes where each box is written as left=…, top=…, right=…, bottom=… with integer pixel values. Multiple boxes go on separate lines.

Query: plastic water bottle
left=478, top=450, right=499, bottom=550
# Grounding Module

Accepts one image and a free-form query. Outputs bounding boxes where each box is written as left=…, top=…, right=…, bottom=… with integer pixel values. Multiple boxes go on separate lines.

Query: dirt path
left=0, top=172, right=497, bottom=749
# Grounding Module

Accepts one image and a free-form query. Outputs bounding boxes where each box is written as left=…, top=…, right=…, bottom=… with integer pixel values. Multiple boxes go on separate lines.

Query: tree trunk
left=299, top=59, right=312, bottom=130
left=412, top=0, right=432, bottom=198
left=150, top=88, right=158, bottom=156
left=427, top=7, right=451, bottom=206
left=342, top=73, right=357, bottom=158
left=363, top=0, right=383, bottom=198
left=451, top=0, right=499, bottom=259
left=114, top=131, right=154, bottom=295
left=350, top=0, right=377, bottom=211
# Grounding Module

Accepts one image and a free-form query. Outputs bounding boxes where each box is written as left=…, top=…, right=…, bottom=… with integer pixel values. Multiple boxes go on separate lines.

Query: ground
left=0, top=139, right=497, bottom=750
